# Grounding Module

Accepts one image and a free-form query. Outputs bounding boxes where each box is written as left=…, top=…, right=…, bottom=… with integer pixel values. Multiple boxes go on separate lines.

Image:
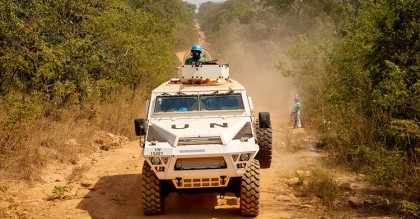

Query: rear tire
left=142, top=161, right=164, bottom=215
left=240, top=159, right=260, bottom=216
left=255, top=127, right=272, bottom=168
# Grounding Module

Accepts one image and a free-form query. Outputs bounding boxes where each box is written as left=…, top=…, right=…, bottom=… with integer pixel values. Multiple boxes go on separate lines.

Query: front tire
left=240, top=159, right=260, bottom=216
left=142, top=161, right=164, bottom=215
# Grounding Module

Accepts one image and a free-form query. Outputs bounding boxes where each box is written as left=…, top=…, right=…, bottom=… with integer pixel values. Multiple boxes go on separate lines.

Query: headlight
left=233, top=122, right=253, bottom=140
left=146, top=125, right=167, bottom=143
left=240, top=153, right=250, bottom=161
left=151, top=157, right=160, bottom=165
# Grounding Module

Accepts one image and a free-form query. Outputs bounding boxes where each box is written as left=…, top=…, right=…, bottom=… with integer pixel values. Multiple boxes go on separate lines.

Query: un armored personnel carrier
left=134, top=50, right=272, bottom=216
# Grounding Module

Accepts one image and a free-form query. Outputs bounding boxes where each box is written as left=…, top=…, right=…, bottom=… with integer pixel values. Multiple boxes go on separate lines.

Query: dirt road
left=0, top=112, right=326, bottom=219
left=176, top=21, right=208, bottom=64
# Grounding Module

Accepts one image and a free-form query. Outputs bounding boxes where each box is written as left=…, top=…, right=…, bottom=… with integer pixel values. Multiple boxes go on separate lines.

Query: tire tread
left=142, top=161, right=163, bottom=215
left=255, top=128, right=272, bottom=168
left=240, top=160, right=260, bottom=216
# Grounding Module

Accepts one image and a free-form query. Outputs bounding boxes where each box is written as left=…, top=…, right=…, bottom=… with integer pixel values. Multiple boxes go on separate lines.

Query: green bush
left=47, top=185, right=73, bottom=200
left=197, top=0, right=419, bottom=214
left=0, top=0, right=197, bottom=180
left=294, top=168, right=340, bottom=207
left=397, top=200, right=420, bottom=218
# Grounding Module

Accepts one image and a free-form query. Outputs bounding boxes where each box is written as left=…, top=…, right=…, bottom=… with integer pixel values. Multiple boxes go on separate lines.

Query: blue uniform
left=292, top=101, right=301, bottom=128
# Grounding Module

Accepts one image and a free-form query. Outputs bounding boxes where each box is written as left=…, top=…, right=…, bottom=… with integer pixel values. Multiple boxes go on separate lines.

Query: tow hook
left=176, top=177, right=182, bottom=187
left=221, top=176, right=226, bottom=185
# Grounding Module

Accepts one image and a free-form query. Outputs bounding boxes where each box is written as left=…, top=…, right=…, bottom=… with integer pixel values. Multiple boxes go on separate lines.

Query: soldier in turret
left=185, top=44, right=206, bottom=66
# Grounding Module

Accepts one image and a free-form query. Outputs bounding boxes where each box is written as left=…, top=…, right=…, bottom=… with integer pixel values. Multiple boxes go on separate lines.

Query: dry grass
left=0, top=91, right=146, bottom=181
left=293, top=167, right=341, bottom=207
left=67, top=164, right=91, bottom=182
left=0, top=111, right=95, bottom=180
left=95, top=94, right=147, bottom=139
left=285, top=131, right=306, bottom=152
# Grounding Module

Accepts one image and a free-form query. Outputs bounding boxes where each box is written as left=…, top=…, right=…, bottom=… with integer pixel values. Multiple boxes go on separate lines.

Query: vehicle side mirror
left=134, top=119, right=147, bottom=136
left=258, top=112, right=271, bottom=128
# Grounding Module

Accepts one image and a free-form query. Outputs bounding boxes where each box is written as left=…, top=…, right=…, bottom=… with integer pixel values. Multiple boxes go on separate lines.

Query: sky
left=183, top=0, right=225, bottom=4
left=182, top=0, right=225, bottom=12
left=183, top=0, right=225, bottom=7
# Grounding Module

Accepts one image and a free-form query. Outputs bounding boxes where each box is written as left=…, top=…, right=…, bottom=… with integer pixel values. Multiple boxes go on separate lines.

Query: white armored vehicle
left=134, top=50, right=272, bottom=216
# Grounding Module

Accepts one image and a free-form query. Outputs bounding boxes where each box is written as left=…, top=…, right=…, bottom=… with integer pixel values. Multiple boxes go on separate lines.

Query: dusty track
left=0, top=112, right=324, bottom=218
left=176, top=21, right=208, bottom=64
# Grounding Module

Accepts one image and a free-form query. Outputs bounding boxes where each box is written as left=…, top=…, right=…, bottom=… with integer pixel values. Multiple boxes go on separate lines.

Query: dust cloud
left=229, top=50, right=294, bottom=117
left=198, top=17, right=312, bottom=192
left=209, top=23, right=296, bottom=118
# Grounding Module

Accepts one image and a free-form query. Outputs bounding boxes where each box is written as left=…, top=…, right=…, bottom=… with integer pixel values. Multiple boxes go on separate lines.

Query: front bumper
left=141, top=142, right=259, bottom=189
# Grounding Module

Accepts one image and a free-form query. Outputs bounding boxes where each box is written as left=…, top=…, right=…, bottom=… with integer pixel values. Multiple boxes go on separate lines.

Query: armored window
left=199, top=94, right=244, bottom=111
left=155, top=96, right=198, bottom=113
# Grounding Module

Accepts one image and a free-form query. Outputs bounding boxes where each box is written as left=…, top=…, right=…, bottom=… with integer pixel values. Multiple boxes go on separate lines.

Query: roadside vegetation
left=46, top=185, right=73, bottom=201
left=197, top=0, right=419, bottom=217
left=0, top=0, right=197, bottom=180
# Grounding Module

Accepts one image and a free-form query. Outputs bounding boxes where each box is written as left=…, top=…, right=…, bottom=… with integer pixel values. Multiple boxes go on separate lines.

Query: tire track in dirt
left=176, top=21, right=208, bottom=64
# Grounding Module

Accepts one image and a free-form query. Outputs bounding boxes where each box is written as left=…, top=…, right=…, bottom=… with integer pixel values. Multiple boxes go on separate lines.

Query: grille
left=175, top=157, right=226, bottom=170
left=173, top=177, right=230, bottom=188
left=177, top=136, right=222, bottom=146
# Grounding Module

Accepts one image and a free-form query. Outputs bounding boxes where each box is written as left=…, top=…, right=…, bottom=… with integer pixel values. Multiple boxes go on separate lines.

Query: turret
left=176, top=64, right=230, bottom=84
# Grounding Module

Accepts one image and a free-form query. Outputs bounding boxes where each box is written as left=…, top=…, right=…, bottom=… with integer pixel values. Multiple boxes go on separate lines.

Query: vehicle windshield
left=200, top=94, right=244, bottom=111
left=154, top=94, right=244, bottom=113
left=155, top=96, right=198, bottom=113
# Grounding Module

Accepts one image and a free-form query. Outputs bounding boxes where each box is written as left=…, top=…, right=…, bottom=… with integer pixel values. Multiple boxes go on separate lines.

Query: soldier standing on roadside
left=290, top=95, right=301, bottom=128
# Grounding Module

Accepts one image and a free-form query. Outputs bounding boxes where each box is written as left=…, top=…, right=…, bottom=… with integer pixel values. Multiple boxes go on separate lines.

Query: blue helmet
left=191, top=44, right=202, bottom=53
